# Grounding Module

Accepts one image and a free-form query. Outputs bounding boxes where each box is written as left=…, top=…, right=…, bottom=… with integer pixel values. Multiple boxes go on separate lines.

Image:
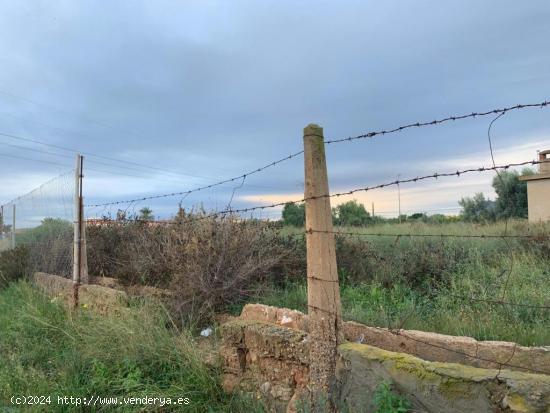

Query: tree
left=139, top=207, right=154, bottom=221
left=281, top=203, right=305, bottom=226
left=332, top=200, right=371, bottom=226
left=459, top=193, right=495, bottom=222
left=408, top=212, right=428, bottom=221
left=492, top=169, right=534, bottom=219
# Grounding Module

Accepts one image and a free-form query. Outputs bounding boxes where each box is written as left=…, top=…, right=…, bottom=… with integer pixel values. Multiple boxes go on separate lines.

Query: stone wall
left=33, top=272, right=128, bottom=314
left=338, top=343, right=550, bottom=413
left=240, top=304, right=550, bottom=373
left=220, top=321, right=309, bottom=413
left=33, top=272, right=173, bottom=314
left=221, top=304, right=550, bottom=413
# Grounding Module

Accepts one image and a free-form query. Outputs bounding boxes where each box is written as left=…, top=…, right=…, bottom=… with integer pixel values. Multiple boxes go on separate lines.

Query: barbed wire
left=305, top=228, right=550, bottom=240
left=85, top=150, right=304, bottom=208
left=444, top=294, right=550, bottom=310
left=379, top=326, right=550, bottom=376
left=84, top=100, right=548, bottom=209
left=305, top=228, right=550, bottom=311
left=97, top=159, right=542, bottom=225
left=307, top=303, right=550, bottom=375
left=324, top=100, right=549, bottom=144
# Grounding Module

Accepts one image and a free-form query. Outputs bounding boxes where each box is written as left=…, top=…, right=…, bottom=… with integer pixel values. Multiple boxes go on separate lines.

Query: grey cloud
left=0, top=0, right=549, bottom=215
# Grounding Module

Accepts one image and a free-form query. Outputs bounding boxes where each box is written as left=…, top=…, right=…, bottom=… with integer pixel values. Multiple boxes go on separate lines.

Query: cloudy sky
left=0, top=0, right=549, bottom=221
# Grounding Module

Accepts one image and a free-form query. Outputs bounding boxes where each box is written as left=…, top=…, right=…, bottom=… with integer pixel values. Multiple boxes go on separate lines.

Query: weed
left=373, top=381, right=410, bottom=413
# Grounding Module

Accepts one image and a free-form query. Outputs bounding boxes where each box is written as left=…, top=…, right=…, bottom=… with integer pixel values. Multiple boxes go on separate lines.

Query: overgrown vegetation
left=0, top=245, right=30, bottom=289
left=5, top=213, right=550, bottom=346
left=0, top=282, right=263, bottom=412
left=87, top=214, right=283, bottom=324
left=373, top=381, right=410, bottom=413
left=83, top=217, right=550, bottom=345
left=1, top=214, right=549, bottom=411
left=255, top=221, right=550, bottom=346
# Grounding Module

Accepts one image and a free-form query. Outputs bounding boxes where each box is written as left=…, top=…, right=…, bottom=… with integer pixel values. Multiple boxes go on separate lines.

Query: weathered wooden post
left=72, top=154, right=88, bottom=304
left=303, top=124, right=343, bottom=410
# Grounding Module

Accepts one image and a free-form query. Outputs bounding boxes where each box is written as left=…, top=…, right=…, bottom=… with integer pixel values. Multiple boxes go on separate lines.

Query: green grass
left=280, top=219, right=550, bottom=238
left=253, top=262, right=550, bottom=346
left=0, top=282, right=263, bottom=412
left=255, top=221, right=550, bottom=346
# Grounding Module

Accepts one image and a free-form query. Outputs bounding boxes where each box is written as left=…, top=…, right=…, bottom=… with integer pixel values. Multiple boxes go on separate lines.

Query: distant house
left=519, top=150, right=550, bottom=222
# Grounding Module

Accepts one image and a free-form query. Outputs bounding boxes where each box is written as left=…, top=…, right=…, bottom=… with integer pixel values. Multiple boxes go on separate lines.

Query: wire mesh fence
left=1, top=169, right=75, bottom=278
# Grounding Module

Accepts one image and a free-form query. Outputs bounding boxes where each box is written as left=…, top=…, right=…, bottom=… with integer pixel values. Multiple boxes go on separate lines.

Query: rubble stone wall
left=240, top=303, right=550, bottom=373
left=33, top=272, right=128, bottom=314
left=221, top=304, right=550, bottom=413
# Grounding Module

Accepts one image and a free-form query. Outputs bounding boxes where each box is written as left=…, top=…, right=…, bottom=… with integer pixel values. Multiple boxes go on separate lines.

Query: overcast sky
left=0, top=0, right=549, bottom=221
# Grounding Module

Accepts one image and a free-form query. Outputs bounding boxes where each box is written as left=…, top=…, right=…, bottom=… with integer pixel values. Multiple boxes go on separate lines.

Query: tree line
left=281, top=169, right=533, bottom=226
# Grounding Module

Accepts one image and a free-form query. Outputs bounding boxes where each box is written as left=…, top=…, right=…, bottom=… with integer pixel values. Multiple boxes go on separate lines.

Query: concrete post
left=73, top=154, right=88, bottom=290
left=303, top=124, right=342, bottom=410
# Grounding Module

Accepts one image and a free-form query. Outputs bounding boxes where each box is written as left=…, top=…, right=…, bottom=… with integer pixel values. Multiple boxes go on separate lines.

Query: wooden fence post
left=303, top=124, right=343, bottom=410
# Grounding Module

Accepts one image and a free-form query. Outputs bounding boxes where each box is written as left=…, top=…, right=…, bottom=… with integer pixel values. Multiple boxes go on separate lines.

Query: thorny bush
left=87, top=214, right=284, bottom=324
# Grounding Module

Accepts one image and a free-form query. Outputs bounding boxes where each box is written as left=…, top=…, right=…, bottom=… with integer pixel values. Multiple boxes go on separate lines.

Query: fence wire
left=1, top=170, right=75, bottom=278
left=90, top=159, right=544, bottom=226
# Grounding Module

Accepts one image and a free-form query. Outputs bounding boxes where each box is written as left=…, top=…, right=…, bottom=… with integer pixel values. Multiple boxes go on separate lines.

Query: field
left=5, top=218, right=550, bottom=346
left=265, top=220, right=550, bottom=345
left=1, top=219, right=549, bottom=411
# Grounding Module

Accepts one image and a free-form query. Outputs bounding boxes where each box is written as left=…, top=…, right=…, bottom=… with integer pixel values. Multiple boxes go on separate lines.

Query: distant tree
left=139, top=207, right=154, bottom=221
left=408, top=213, right=428, bottom=221
left=282, top=203, right=305, bottom=226
left=492, top=169, right=534, bottom=219
left=427, top=213, right=461, bottom=224
left=459, top=193, right=496, bottom=223
left=332, top=200, right=371, bottom=226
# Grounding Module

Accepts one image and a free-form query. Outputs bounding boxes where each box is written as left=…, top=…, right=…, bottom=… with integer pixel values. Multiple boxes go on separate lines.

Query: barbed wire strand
left=85, top=100, right=550, bottom=208
left=307, top=303, right=550, bottom=376
left=86, top=150, right=304, bottom=208
left=305, top=228, right=550, bottom=240
left=324, top=100, right=549, bottom=144
left=94, top=159, right=543, bottom=225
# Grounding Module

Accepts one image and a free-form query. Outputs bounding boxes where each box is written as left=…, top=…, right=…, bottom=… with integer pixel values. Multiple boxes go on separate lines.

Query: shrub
left=0, top=246, right=30, bottom=289
left=167, top=216, right=283, bottom=324
left=87, top=215, right=284, bottom=324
